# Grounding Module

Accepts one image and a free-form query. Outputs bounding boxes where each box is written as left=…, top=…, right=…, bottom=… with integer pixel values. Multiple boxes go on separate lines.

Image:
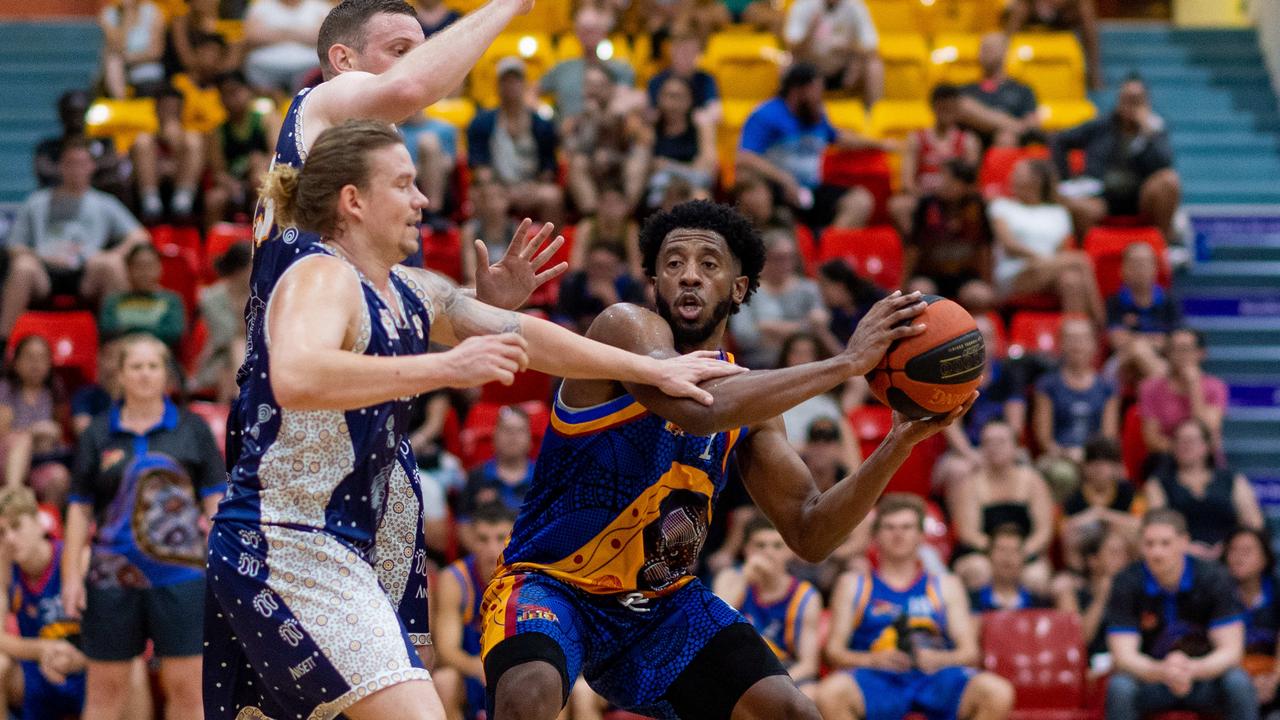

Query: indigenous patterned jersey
left=738, top=577, right=818, bottom=663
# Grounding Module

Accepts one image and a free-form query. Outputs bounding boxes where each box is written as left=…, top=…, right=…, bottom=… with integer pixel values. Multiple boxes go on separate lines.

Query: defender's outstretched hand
left=647, top=350, right=748, bottom=406
left=889, top=391, right=979, bottom=446
left=843, top=291, right=930, bottom=376
left=474, top=218, right=568, bottom=310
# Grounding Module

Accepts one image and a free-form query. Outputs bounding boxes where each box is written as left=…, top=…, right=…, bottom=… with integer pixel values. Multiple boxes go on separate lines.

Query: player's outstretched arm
left=410, top=269, right=744, bottom=405
left=737, top=401, right=974, bottom=563
left=586, top=293, right=929, bottom=436
left=269, top=256, right=530, bottom=410
left=308, top=0, right=531, bottom=127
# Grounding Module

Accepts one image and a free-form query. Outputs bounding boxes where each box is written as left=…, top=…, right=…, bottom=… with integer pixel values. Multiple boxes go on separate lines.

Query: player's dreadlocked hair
left=638, top=200, right=766, bottom=313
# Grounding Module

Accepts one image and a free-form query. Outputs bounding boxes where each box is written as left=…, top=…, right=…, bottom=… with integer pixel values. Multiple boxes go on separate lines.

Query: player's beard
left=655, top=294, right=735, bottom=348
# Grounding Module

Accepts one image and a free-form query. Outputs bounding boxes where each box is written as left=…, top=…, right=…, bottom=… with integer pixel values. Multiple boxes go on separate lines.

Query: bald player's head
left=317, top=0, right=423, bottom=80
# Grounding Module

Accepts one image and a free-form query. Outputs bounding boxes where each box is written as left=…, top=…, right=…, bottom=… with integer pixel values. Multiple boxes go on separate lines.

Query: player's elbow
left=790, top=536, right=832, bottom=565
left=270, top=361, right=318, bottom=411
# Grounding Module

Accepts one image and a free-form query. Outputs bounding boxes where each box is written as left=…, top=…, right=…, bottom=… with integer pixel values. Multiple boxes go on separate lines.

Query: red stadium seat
left=460, top=400, right=550, bottom=470
left=980, top=312, right=1009, bottom=360
left=205, top=222, right=253, bottom=281
left=821, top=148, right=894, bottom=223
left=980, top=609, right=1092, bottom=720
left=848, top=404, right=942, bottom=498
left=818, top=226, right=903, bottom=289
left=479, top=369, right=554, bottom=406
left=150, top=224, right=202, bottom=257
left=978, top=145, right=1050, bottom=199
left=1007, top=311, right=1065, bottom=357
left=525, top=224, right=575, bottom=309
left=156, top=243, right=202, bottom=323
left=422, top=226, right=463, bottom=283
left=794, top=224, right=818, bottom=276
left=10, top=311, right=99, bottom=384
left=189, top=400, right=230, bottom=457
left=1121, top=404, right=1147, bottom=484
left=181, top=317, right=210, bottom=377
left=1083, top=226, right=1170, bottom=298
left=849, top=404, right=893, bottom=462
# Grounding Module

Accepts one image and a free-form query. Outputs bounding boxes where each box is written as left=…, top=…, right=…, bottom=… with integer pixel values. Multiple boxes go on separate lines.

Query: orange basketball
left=867, top=296, right=985, bottom=419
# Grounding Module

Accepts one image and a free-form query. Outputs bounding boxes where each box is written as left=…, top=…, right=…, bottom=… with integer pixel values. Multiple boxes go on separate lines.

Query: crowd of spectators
left=0, top=0, right=1261, bottom=719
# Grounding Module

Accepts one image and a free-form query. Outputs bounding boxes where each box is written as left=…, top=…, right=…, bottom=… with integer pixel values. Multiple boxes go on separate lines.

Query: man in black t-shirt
left=957, top=33, right=1041, bottom=148
left=1105, top=508, right=1256, bottom=720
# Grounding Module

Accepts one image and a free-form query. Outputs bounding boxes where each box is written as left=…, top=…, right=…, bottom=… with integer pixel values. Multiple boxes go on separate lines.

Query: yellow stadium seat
left=214, top=19, right=245, bottom=44
left=1039, top=99, right=1097, bottom=131
left=718, top=98, right=758, bottom=188
left=85, top=98, right=157, bottom=153
left=868, top=99, right=933, bottom=140
left=928, top=33, right=982, bottom=86
left=703, top=32, right=785, bottom=103
left=1006, top=32, right=1085, bottom=101
left=444, top=0, right=486, bottom=13
left=919, top=0, right=999, bottom=35
left=468, top=33, right=556, bottom=109
left=879, top=34, right=930, bottom=101
left=826, top=99, right=867, bottom=134
left=865, top=0, right=920, bottom=34
left=424, top=97, right=477, bottom=136
left=506, top=0, right=571, bottom=36
left=554, top=34, right=635, bottom=66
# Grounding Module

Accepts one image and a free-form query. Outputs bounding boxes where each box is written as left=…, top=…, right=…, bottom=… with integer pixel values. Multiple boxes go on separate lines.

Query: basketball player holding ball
left=481, top=201, right=978, bottom=720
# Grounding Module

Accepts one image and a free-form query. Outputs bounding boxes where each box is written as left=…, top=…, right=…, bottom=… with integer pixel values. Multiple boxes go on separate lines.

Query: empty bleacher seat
left=825, top=99, right=868, bottom=134
left=868, top=100, right=934, bottom=141
left=422, top=226, right=463, bottom=283
left=156, top=243, right=202, bottom=322
left=1006, top=32, right=1086, bottom=101
left=460, top=400, right=550, bottom=470
left=928, top=33, right=983, bottom=86
left=9, top=311, right=99, bottom=385
left=920, top=0, right=999, bottom=35
left=205, top=222, right=252, bottom=281
left=821, top=148, right=894, bottom=223
left=703, top=32, right=784, bottom=103
left=818, top=225, right=903, bottom=289
left=1039, top=98, right=1097, bottom=131
left=879, top=34, right=931, bottom=102
left=1007, top=310, right=1066, bottom=357
left=864, top=0, right=919, bottom=34
left=980, top=609, right=1092, bottom=720
left=977, top=145, right=1050, bottom=199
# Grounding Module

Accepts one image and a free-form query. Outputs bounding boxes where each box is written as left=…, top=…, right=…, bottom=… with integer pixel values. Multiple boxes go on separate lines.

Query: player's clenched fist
left=443, top=333, right=530, bottom=386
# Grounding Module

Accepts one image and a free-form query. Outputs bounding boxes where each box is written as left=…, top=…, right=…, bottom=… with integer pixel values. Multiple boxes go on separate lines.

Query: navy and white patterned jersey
left=215, top=244, right=434, bottom=562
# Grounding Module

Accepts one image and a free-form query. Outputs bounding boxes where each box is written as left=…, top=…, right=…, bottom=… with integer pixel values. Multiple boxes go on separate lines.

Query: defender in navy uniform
left=205, top=121, right=742, bottom=720
left=234, top=0, right=565, bottom=663
left=481, top=202, right=976, bottom=720
left=0, top=487, right=86, bottom=720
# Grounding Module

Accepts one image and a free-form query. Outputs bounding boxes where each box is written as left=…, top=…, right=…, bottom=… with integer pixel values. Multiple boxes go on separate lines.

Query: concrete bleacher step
left=1180, top=262, right=1280, bottom=290
left=1185, top=317, right=1280, bottom=346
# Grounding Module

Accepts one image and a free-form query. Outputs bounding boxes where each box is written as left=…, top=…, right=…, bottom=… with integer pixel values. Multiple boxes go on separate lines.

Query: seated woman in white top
left=988, top=158, right=1104, bottom=325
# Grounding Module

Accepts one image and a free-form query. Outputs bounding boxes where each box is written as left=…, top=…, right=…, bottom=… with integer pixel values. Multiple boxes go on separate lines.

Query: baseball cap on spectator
left=497, top=56, right=526, bottom=80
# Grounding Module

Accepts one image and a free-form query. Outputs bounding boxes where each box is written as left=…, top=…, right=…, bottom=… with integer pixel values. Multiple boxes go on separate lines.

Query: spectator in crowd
left=555, top=245, right=647, bottom=333
left=713, top=515, right=824, bottom=694
left=901, top=159, right=994, bottom=307
left=1054, top=523, right=1133, bottom=661
left=1139, top=328, right=1228, bottom=457
left=775, top=337, right=861, bottom=468
left=467, top=57, right=565, bottom=226
left=729, top=232, right=824, bottom=369
left=646, top=31, right=721, bottom=123
left=815, top=258, right=885, bottom=347
left=0, top=335, right=71, bottom=503
left=737, top=63, right=883, bottom=229
left=72, top=340, right=124, bottom=437
left=34, top=90, right=130, bottom=200
left=399, top=109, right=459, bottom=228
left=193, top=242, right=250, bottom=402
left=432, top=502, right=516, bottom=720
left=564, top=63, right=651, bottom=215
left=1105, top=508, right=1256, bottom=720
left=457, top=405, right=534, bottom=520
left=1224, top=527, right=1280, bottom=716
left=459, top=175, right=519, bottom=284
left=98, top=243, right=186, bottom=350
left=571, top=182, right=642, bottom=277
left=169, top=0, right=243, bottom=76
left=0, top=486, right=87, bottom=719
left=948, top=420, right=1054, bottom=593
left=662, top=0, right=732, bottom=42
left=415, top=0, right=461, bottom=37
left=732, top=174, right=795, bottom=235
left=63, top=333, right=223, bottom=720
left=1053, top=75, right=1181, bottom=242
left=1005, top=0, right=1101, bottom=91
left=540, top=4, right=637, bottom=121
left=242, top=0, right=329, bottom=95
left=170, top=33, right=237, bottom=146
left=646, top=75, right=718, bottom=210
left=957, top=33, right=1041, bottom=148
left=1107, top=241, right=1179, bottom=383
left=891, top=85, right=981, bottom=233
left=783, top=0, right=884, bottom=105
left=989, top=158, right=1104, bottom=324
left=1033, top=317, right=1119, bottom=466
left=131, top=86, right=207, bottom=221
left=1059, top=436, right=1140, bottom=564
left=99, top=0, right=166, bottom=99
left=1144, top=418, right=1262, bottom=560
left=969, top=524, right=1052, bottom=613
left=204, top=70, right=275, bottom=228
left=720, top=0, right=784, bottom=32
left=1, top=139, right=150, bottom=344
left=817, top=493, right=1014, bottom=720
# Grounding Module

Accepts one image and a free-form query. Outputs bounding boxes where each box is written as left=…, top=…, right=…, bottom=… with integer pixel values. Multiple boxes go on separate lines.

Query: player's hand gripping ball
left=867, top=296, right=985, bottom=419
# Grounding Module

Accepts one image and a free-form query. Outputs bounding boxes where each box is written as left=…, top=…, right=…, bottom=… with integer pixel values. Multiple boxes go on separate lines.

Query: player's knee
left=814, top=674, right=855, bottom=717
left=775, top=689, right=822, bottom=720
left=493, top=662, right=563, bottom=720
left=971, top=673, right=1014, bottom=716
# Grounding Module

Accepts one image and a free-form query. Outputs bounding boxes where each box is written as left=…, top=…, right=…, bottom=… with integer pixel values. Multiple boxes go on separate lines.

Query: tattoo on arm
left=411, top=267, right=522, bottom=341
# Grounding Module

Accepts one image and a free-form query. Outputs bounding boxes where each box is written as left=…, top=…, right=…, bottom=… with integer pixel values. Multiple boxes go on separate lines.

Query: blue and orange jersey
left=499, top=376, right=746, bottom=597
left=444, top=555, right=488, bottom=656
left=848, top=569, right=952, bottom=653
left=739, top=576, right=818, bottom=663
left=11, top=541, right=79, bottom=645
